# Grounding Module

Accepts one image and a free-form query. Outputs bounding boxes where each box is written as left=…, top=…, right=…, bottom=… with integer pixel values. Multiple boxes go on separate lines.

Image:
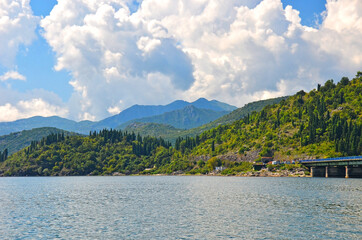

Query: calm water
left=0, top=176, right=361, bottom=240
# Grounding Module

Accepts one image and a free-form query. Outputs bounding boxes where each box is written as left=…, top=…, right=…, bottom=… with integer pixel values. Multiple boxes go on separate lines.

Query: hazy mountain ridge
left=0, top=98, right=236, bottom=136
left=0, top=116, right=93, bottom=136
left=125, top=96, right=288, bottom=143
left=119, top=105, right=230, bottom=130
left=95, top=98, right=236, bottom=129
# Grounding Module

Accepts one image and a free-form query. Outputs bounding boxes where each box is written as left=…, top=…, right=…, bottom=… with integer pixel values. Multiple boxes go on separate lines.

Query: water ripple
left=0, top=176, right=361, bottom=239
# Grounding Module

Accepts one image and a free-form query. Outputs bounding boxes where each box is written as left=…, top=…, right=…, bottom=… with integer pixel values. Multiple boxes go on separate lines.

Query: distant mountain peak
left=193, top=97, right=208, bottom=102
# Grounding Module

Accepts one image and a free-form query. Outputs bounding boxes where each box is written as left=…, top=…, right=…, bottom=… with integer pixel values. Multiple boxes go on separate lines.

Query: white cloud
left=137, top=36, right=161, bottom=54
left=0, top=71, right=26, bottom=81
left=309, top=0, right=362, bottom=68
left=0, top=0, right=39, bottom=68
left=107, top=106, right=121, bottom=115
left=39, top=0, right=362, bottom=121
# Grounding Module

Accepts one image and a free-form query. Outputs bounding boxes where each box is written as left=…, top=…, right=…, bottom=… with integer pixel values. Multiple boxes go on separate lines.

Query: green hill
left=0, top=72, right=360, bottom=176
left=0, top=127, right=81, bottom=155
left=124, top=122, right=184, bottom=139
left=189, top=74, right=362, bottom=163
left=0, top=129, right=175, bottom=176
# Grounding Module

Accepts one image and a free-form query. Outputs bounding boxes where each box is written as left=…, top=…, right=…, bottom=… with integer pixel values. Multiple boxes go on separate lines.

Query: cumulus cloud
left=0, top=0, right=39, bottom=68
left=0, top=71, right=26, bottom=81
left=39, top=0, right=362, bottom=120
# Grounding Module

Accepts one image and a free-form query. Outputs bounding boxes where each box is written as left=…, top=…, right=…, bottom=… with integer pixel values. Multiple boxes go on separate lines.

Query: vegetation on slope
left=189, top=73, right=362, bottom=161
left=0, top=129, right=177, bottom=176
left=124, top=122, right=183, bottom=141
left=0, top=72, right=361, bottom=176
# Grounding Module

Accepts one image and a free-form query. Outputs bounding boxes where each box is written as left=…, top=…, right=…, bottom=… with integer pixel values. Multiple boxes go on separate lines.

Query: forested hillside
left=0, top=73, right=360, bottom=176
left=190, top=73, right=362, bottom=161
left=0, top=129, right=176, bottom=176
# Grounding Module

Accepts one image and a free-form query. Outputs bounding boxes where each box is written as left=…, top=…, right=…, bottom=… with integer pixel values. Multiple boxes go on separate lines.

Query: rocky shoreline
left=235, top=169, right=309, bottom=177
left=139, top=168, right=310, bottom=177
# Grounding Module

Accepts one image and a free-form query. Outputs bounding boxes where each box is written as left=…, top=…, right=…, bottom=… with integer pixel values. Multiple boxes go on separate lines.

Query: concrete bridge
left=299, top=156, right=362, bottom=178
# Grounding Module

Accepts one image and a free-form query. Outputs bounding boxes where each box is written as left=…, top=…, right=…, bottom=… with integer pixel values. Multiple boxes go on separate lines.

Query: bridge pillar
left=345, top=166, right=349, bottom=178
left=325, top=166, right=329, bottom=178
left=310, top=167, right=315, bottom=177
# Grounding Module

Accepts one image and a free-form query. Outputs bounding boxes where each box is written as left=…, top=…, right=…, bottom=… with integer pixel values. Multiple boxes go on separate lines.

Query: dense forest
left=0, top=72, right=361, bottom=176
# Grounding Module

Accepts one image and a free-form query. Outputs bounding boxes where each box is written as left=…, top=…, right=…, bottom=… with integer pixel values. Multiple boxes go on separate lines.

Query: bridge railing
left=299, top=156, right=362, bottom=163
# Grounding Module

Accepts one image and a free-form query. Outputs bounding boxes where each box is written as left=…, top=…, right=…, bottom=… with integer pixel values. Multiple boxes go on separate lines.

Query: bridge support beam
left=325, top=166, right=329, bottom=178
left=309, top=167, right=325, bottom=177
left=345, top=166, right=349, bottom=178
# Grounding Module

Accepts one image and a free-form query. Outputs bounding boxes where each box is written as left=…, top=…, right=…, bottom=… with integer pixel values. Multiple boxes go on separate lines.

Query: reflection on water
left=0, top=176, right=361, bottom=239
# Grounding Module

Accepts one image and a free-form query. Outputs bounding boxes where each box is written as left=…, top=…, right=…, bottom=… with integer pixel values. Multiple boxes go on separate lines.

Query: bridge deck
left=300, top=156, right=362, bottom=167
left=299, top=156, right=362, bottom=163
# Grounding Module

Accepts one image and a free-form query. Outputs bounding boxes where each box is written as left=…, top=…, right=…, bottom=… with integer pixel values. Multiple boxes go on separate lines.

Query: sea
left=0, top=176, right=361, bottom=239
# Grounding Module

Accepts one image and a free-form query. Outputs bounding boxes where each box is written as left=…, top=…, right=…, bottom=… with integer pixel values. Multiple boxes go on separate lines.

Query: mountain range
left=118, top=105, right=229, bottom=130
left=96, top=98, right=236, bottom=129
left=0, top=98, right=236, bottom=136
left=124, top=96, right=288, bottom=143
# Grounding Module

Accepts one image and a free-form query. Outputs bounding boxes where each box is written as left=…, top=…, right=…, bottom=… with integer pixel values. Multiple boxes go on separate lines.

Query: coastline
left=116, top=168, right=311, bottom=177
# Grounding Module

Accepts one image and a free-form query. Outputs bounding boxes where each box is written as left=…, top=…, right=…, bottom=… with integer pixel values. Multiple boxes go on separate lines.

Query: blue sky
left=0, top=0, right=361, bottom=122
left=282, top=0, right=326, bottom=26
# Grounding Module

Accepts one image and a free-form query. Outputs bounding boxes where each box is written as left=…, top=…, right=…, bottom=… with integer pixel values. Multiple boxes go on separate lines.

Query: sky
left=0, top=0, right=361, bottom=122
